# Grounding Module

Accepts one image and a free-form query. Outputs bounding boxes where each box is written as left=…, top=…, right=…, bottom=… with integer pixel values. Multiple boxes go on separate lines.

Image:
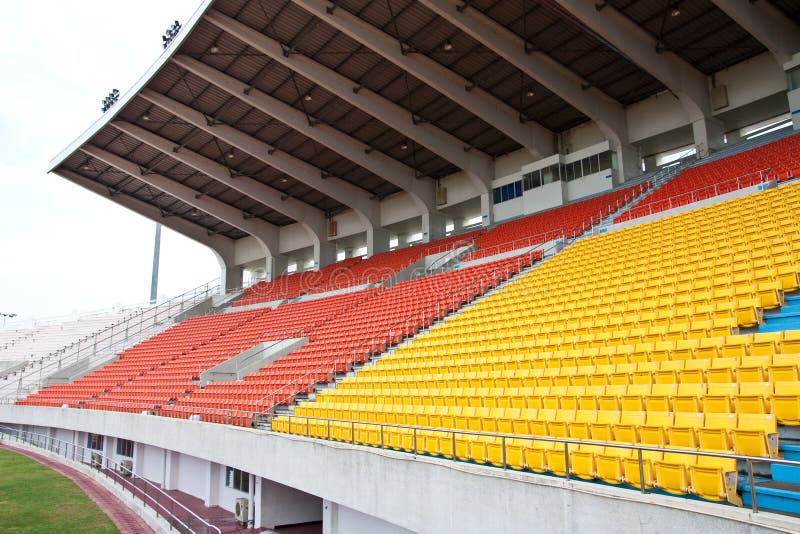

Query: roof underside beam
left=292, top=0, right=554, bottom=160
left=109, top=120, right=329, bottom=249
left=79, top=144, right=279, bottom=257
left=552, top=0, right=712, bottom=122
left=710, top=0, right=800, bottom=66
left=172, top=54, right=436, bottom=213
left=203, top=8, right=494, bottom=192
left=139, top=88, right=379, bottom=231
left=55, top=168, right=236, bottom=264
left=418, top=0, right=628, bottom=147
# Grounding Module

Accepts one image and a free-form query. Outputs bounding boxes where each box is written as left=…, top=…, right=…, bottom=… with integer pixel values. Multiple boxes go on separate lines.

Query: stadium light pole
left=0, top=313, right=17, bottom=328
left=150, top=223, right=161, bottom=304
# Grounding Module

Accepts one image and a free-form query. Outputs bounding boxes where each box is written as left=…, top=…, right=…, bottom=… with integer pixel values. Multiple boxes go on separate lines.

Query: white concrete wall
left=279, top=224, right=314, bottom=254
left=176, top=452, right=208, bottom=497
left=522, top=180, right=565, bottom=218
left=711, top=53, right=787, bottom=116
left=325, top=502, right=415, bottom=534
left=260, top=478, right=322, bottom=529
left=141, top=444, right=166, bottom=485
left=330, top=210, right=367, bottom=240
left=217, top=462, right=248, bottom=513
left=3, top=406, right=795, bottom=534
left=564, top=171, right=613, bottom=199
left=627, top=92, right=687, bottom=143
left=381, top=192, right=424, bottom=227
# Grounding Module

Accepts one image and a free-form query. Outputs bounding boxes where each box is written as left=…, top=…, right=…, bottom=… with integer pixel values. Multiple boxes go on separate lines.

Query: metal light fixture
left=670, top=3, right=681, bottom=17
left=209, top=44, right=220, bottom=54
left=303, top=93, right=313, bottom=101
left=101, top=88, right=120, bottom=113
left=400, top=142, right=408, bottom=150
left=443, top=41, right=453, bottom=51
left=526, top=89, right=535, bottom=97
left=226, top=149, right=235, bottom=159
left=280, top=178, right=288, bottom=183
left=142, top=113, right=151, bottom=121
left=162, top=20, right=182, bottom=49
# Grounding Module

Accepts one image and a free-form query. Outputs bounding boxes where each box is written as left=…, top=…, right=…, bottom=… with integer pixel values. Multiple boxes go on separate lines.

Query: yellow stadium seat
left=623, top=450, right=661, bottom=489
left=732, top=413, right=778, bottom=457
left=655, top=449, right=695, bottom=495
left=690, top=456, right=741, bottom=505
left=773, top=381, right=800, bottom=425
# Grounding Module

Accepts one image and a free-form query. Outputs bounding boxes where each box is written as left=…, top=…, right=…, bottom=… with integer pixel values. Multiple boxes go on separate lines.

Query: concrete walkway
left=1, top=443, right=154, bottom=534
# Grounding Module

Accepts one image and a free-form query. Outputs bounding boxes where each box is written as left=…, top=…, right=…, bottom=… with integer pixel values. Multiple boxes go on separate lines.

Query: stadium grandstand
left=2, top=0, right=800, bottom=532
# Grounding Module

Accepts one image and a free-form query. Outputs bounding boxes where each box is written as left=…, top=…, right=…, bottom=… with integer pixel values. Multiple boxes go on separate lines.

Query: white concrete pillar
left=480, top=193, right=493, bottom=227
left=133, top=441, right=144, bottom=476
left=614, top=142, right=642, bottom=183
left=205, top=462, right=220, bottom=507
left=691, top=116, right=726, bottom=157
left=367, top=228, right=391, bottom=256
left=163, top=450, right=179, bottom=491
left=267, top=255, right=289, bottom=281
left=322, top=499, right=337, bottom=534
left=314, top=242, right=338, bottom=270
left=222, top=265, right=244, bottom=292
left=102, top=434, right=113, bottom=469
left=421, top=212, right=447, bottom=243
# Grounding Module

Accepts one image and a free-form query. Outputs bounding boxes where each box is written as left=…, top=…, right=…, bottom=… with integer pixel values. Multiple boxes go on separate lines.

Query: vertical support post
left=748, top=460, right=758, bottom=513
left=638, top=449, right=646, bottom=494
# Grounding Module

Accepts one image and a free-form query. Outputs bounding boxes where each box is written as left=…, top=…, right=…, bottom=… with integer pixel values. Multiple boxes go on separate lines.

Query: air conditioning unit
left=90, top=452, right=103, bottom=469
left=119, top=459, right=133, bottom=477
left=234, top=497, right=249, bottom=525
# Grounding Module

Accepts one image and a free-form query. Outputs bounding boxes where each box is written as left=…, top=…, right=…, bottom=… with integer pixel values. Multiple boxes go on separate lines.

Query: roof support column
left=204, top=9, right=494, bottom=193
left=422, top=211, right=447, bottom=243
left=79, top=145, right=281, bottom=283
left=367, top=228, right=391, bottom=256
left=420, top=0, right=640, bottom=180
left=711, top=0, right=800, bottom=66
left=553, top=0, right=723, bottom=156
left=110, top=121, right=330, bottom=262
left=293, top=0, right=554, bottom=159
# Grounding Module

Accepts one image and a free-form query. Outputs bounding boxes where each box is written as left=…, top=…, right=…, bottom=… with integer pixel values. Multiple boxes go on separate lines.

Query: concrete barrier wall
left=1, top=406, right=796, bottom=534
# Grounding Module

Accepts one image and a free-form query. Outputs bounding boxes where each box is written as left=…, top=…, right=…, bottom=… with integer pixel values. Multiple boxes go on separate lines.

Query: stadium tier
left=616, top=132, right=800, bottom=223
left=273, top=180, right=800, bottom=505
left=233, top=232, right=481, bottom=307
left=0, top=310, right=138, bottom=362
left=17, top=255, right=531, bottom=422
left=464, top=182, right=648, bottom=262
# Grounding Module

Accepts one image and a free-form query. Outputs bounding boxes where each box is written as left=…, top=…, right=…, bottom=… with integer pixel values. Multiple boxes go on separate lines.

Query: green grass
left=0, top=447, right=120, bottom=534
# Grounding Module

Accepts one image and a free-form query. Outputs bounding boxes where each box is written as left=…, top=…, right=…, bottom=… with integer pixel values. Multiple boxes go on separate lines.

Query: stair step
left=772, top=445, right=800, bottom=484
left=740, top=479, right=800, bottom=514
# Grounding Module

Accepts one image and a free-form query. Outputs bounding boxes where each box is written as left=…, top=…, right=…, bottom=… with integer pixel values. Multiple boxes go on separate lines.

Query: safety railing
left=465, top=229, right=565, bottom=263
left=250, top=259, right=535, bottom=421
left=0, top=425, right=221, bottom=534
left=267, top=414, right=798, bottom=514
left=0, top=279, right=221, bottom=399
left=618, top=169, right=772, bottom=223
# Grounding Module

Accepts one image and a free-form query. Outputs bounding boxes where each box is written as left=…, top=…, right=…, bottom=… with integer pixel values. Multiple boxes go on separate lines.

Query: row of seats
left=272, top=409, right=742, bottom=504
left=174, top=256, right=532, bottom=419
left=617, top=132, right=800, bottom=223
left=466, top=183, right=648, bottom=261
left=275, top=179, right=800, bottom=506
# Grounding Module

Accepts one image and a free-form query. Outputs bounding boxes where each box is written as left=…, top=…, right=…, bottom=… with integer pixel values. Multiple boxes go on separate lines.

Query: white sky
left=0, top=0, right=221, bottom=322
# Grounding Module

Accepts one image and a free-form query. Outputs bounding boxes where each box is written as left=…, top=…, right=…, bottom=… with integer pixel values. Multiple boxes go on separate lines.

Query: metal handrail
left=250, top=258, right=535, bottom=419
left=0, top=278, right=221, bottom=398
left=268, top=413, right=794, bottom=512
left=619, top=168, right=772, bottom=222
left=0, top=425, right=222, bottom=534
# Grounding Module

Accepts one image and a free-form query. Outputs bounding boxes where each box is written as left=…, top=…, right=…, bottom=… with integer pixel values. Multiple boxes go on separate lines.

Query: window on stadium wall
left=116, top=438, right=134, bottom=457
left=87, top=433, right=104, bottom=451
left=494, top=151, right=614, bottom=205
left=226, top=467, right=250, bottom=493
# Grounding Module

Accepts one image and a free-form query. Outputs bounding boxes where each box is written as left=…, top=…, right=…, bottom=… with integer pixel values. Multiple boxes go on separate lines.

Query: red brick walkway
left=1, top=443, right=154, bottom=534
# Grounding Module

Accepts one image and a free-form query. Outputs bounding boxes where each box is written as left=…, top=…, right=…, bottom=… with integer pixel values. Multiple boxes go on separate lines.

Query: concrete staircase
left=759, top=294, right=800, bottom=333
left=740, top=427, right=800, bottom=514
